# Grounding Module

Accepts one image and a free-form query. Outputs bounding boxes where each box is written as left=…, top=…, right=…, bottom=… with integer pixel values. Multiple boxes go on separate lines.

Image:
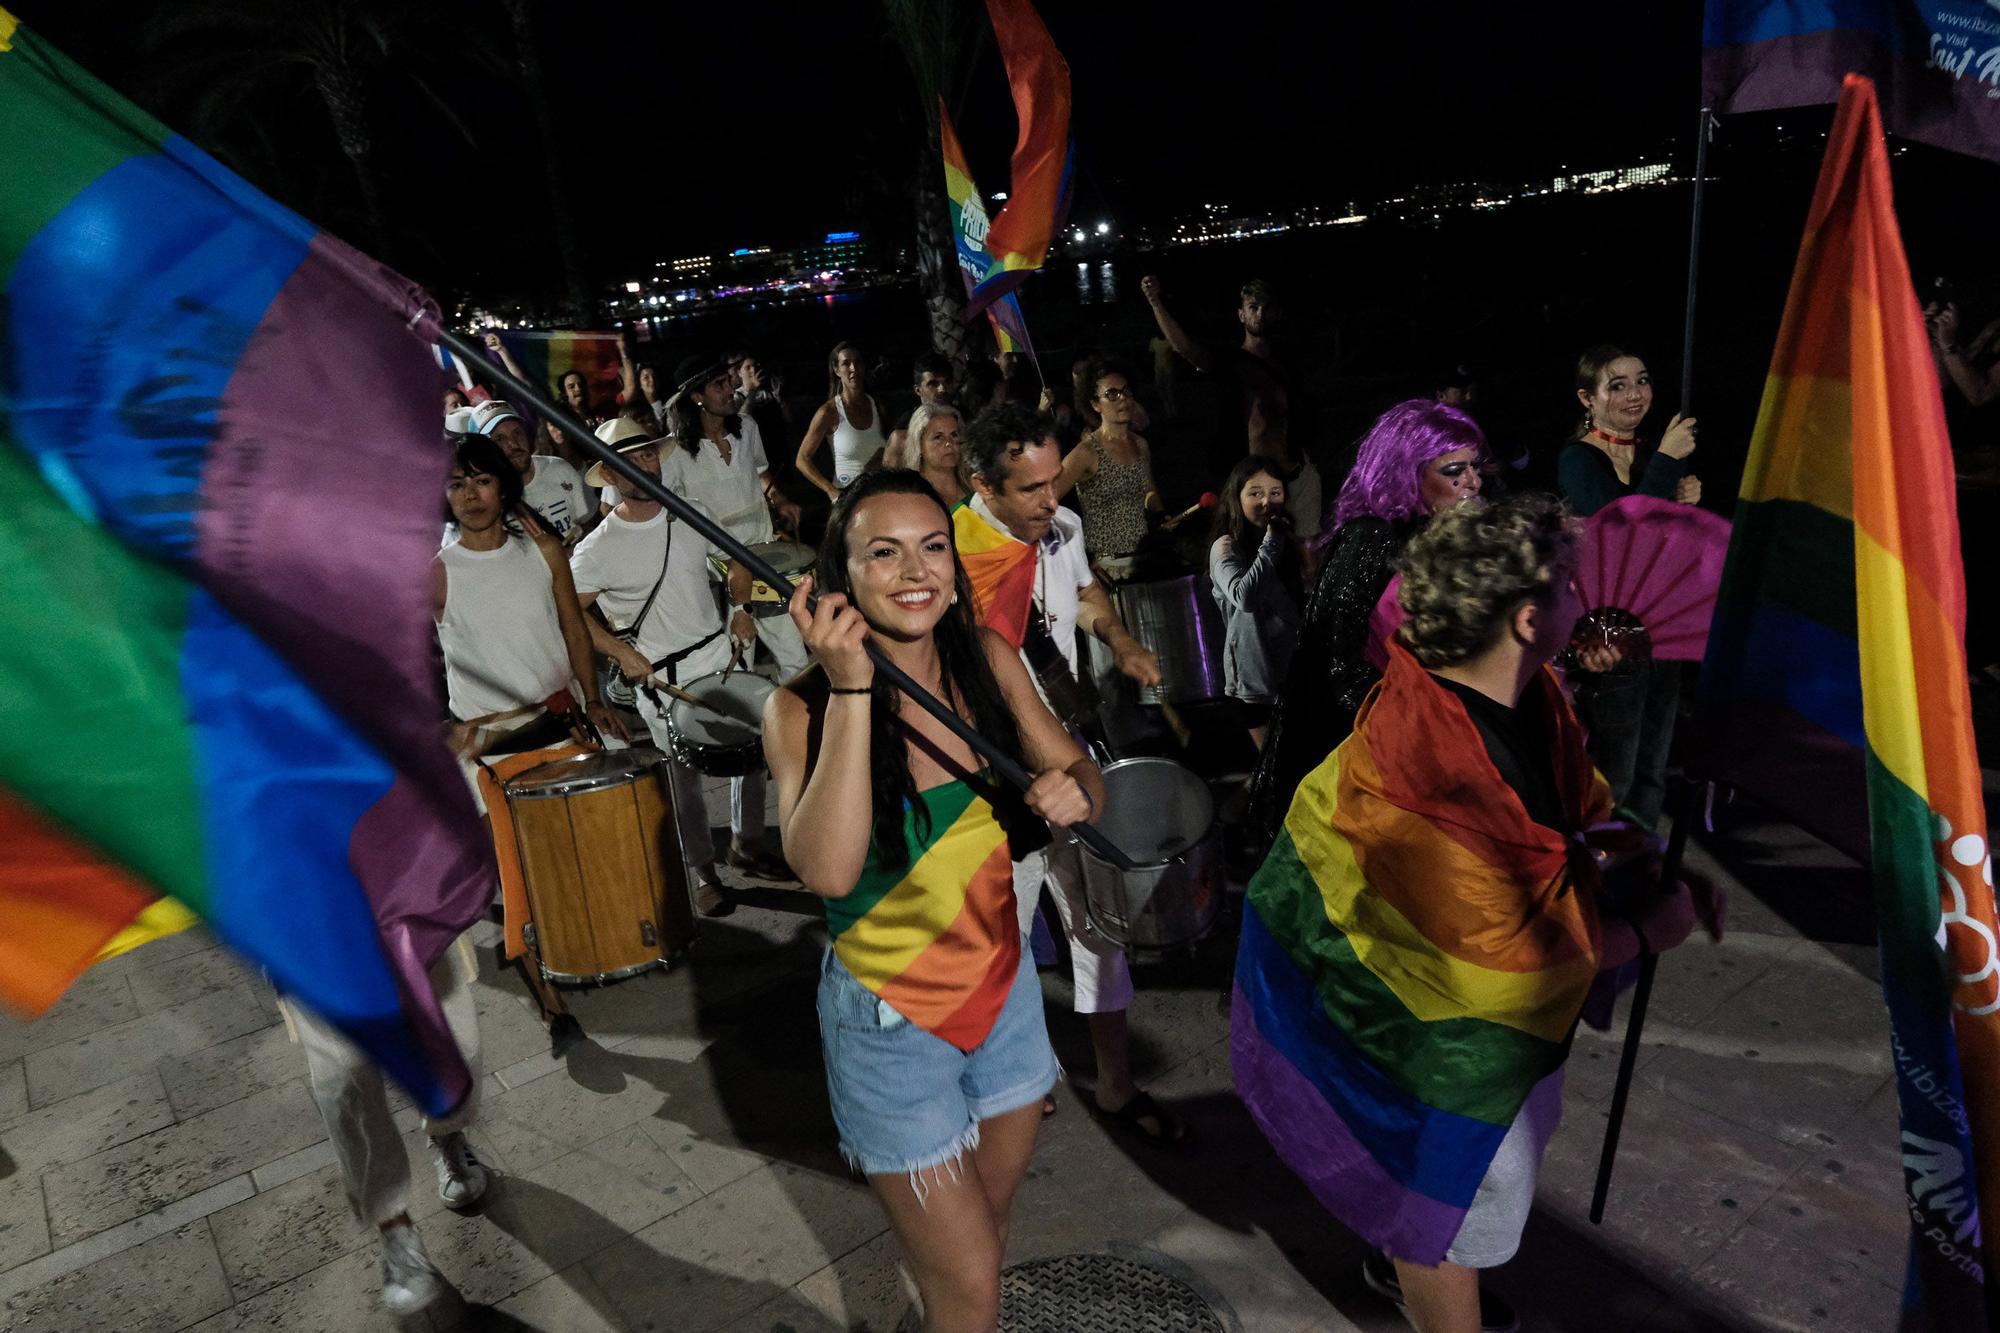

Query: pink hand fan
left=1575, top=495, right=1731, bottom=661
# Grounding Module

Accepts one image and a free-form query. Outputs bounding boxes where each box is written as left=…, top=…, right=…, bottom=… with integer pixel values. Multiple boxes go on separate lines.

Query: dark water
left=621, top=137, right=1996, bottom=512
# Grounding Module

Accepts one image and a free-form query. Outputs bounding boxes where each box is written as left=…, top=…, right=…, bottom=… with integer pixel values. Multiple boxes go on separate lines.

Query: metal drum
left=708, top=540, right=813, bottom=616
left=1113, top=574, right=1226, bottom=705
left=501, top=747, right=694, bottom=984
left=1077, top=757, right=1221, bottom=956
left=664, top=671, right=775, bottom=776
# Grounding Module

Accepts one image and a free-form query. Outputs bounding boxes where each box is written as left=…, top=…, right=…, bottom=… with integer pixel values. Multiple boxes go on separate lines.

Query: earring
left=950, top=591, right=959, bottom=606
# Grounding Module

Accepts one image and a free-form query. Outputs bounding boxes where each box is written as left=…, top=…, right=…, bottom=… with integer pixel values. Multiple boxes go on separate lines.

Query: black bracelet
left=827, top=685, right=873, bottom=695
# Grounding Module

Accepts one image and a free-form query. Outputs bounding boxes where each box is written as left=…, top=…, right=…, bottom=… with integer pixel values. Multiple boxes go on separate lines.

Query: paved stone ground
left=0, top=775, right=1910, bottom=1332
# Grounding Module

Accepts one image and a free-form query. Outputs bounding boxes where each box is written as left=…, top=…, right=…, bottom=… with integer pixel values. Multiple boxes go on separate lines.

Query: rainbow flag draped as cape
left=0, top=11, right=492, bottom=1116
left=1232, top=640, right=1609, bottom=1264
left=940, top=102, right=1038, bottom=364
left=493, top=330, right=623, bottom=416
left=1695, top=75, right=1999, bottom=1322
left=823, top=776, right=1019, bottom=1052
left=953, top=500, right=1037, bottom=650
left=956, top=0, right=1074, bottom=321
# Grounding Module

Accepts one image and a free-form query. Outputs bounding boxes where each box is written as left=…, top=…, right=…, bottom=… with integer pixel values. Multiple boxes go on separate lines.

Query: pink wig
left=1329, top=399, right=1487, bottom=530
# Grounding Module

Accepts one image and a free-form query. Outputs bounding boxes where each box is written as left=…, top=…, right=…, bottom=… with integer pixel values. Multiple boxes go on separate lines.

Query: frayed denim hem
left=844, top=1120, right=985, bottom=1208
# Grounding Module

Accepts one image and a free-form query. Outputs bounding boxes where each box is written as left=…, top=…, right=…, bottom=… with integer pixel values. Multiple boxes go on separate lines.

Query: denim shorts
left=817, top=943, right=1059, bottom=1181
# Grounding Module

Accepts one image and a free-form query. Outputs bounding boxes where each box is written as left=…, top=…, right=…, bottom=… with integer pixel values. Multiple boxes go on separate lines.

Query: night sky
left=15, top=0, right=1704, bottom=300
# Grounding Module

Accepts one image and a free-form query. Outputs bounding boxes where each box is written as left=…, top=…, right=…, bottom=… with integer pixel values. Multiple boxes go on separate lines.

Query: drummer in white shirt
left=569, top=419, right=789, bottom=908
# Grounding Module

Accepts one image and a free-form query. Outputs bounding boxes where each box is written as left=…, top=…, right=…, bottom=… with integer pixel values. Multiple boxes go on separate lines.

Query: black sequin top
left=1245, top=515, right=1411, bottom=842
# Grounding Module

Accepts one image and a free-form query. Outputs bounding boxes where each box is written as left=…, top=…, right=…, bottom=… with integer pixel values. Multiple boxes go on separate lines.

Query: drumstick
left=644, top=680, right=743, bottom=723
left=1158, top=697, right=1192, bottom=748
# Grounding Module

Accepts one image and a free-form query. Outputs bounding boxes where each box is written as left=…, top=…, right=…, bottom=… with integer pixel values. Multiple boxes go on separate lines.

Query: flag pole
left=1679, top=107, right=1714, bottom=411
left=436, top=326, right=1141, bottom=871
left=1589, top=775, right=1697, bottom=1223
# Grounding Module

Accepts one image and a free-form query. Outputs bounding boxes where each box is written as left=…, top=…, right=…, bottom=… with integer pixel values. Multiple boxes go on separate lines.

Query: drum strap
left=474, top=743, right=595, bottom=959
left=636, top=626, right=727, bottom=708
left=613, top=525, right=675, bottom=650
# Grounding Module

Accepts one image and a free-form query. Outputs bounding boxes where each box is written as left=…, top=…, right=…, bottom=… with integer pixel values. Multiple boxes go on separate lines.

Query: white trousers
left=290, top=935, right=482, bottom=1227
left=1014, top=837, right=1134, bottom=1014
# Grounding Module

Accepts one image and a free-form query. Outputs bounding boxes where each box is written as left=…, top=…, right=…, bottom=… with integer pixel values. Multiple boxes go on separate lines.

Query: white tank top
left=436, top=535, right=572, bottom=721
left=830, top=393, right=886, bottom=487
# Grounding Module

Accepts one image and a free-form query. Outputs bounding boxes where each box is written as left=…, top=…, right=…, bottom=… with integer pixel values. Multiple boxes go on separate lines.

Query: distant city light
left=992, top=191, right=1008, bottom=201
left=624, top=281, right=641, bottom=294
left=1072, top=229, right=1085, bottom=243
left=825, top=231, right=861, bottom=243
left=1096, top=221, right=1110, bottom=235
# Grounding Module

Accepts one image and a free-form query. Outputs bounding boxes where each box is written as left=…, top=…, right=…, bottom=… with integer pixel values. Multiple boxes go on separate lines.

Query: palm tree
left=879, top=0, right=988, bottom=364
left=140, top=0, right=473, bottom=267
left=494, top=0, right=593, bottom=324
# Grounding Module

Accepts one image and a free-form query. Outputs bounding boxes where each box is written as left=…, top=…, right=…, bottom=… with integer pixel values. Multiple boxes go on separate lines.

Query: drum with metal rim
left=1076, top=757, right=1221, bottom=957
left=664, top=671, right=776, bottom=776
left=708, top=540, right=813, bottom=617
left=501, top=747, right=694, bottom=984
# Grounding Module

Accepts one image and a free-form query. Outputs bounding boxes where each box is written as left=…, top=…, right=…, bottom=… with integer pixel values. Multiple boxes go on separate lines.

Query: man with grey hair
left=954, top=403, right=1182, bottom=1143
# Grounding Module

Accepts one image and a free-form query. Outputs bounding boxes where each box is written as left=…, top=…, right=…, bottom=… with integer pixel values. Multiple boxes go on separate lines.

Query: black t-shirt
left=1434, top=676, right=1565, bottom=833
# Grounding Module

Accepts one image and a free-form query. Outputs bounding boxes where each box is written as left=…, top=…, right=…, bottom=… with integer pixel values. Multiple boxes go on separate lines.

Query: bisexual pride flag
left=1704, top=0, right=2000, bottom=163
left=1697, top=75, right=1998, bottom=1323
left=0, top=11, right=491, bottom=1114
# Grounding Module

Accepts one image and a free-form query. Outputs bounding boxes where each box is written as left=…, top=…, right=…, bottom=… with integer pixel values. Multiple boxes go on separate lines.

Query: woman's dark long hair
left=814, top=468, right=1029, bottom=871
left=1573, top=343, right=1644, bottom=440
left=1212, top=455, right=1303, bottom=604
left=444, top=432, right=534, bottom=533
left=666, top=388, right=740, bottom=460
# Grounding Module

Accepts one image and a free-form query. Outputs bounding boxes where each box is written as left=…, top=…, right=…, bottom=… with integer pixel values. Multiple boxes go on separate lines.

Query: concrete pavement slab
left=40, top=1080, right=322, bottom=1246
left=1, top=1219, right=230, bottom=1333
left=0, top=1070, right=174, bottom=1179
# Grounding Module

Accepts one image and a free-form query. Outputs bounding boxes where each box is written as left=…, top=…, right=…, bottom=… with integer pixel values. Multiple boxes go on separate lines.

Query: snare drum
left=1077, top=757, right=1221, bottom=957
left=501, top=748, right=695, bottom=984
left=708, top=540, right=813, bottom=617
left=664, top=671, right=776, bottom=776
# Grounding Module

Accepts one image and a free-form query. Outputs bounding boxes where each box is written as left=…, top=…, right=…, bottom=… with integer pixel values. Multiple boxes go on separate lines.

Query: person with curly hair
left=1233, top=494, right=1717, bottom=1333
left=1245, top=400, right=1486, bottom=840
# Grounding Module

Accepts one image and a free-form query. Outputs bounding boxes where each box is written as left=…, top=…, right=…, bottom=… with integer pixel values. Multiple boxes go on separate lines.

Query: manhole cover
left=997, top=1252, right=1226, bottom=1332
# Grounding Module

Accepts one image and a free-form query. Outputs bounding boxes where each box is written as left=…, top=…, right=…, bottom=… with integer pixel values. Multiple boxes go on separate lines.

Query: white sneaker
left=428, top=1131, right=489, bottom=1211
left=380, top=1220, right=451, bottom=1315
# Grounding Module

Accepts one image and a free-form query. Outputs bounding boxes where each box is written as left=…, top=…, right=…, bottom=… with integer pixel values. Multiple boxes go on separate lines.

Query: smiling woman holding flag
left=765, top=469, right=1102, bottom=1332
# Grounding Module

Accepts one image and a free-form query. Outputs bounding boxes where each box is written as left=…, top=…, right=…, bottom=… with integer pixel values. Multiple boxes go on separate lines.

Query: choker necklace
left=1587, top=427, right=1638, bottom=449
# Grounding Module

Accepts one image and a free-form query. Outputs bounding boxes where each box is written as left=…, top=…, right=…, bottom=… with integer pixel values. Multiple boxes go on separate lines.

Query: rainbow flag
left=0, top=11, right=491, bottom=1116
left=1703, top=1, right=2000, bottom=163
left=1232, top=641, right=1610, bottom=1264
left=940, top=103, right=1039, bottom=365
left=958, top=0, right=1074, bottom=320
left=1696, top=75, right=1998, bottom=1322
left=493, top=330, right=623, bottom=416
left=823, top=776, right=1019, bottom=1051
left=953, top=500, right=1037, bottom=649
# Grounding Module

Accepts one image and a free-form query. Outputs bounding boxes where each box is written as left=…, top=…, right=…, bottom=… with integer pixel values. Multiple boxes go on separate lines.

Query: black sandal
left=1090, top=1091, right=1186, bottom=1146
